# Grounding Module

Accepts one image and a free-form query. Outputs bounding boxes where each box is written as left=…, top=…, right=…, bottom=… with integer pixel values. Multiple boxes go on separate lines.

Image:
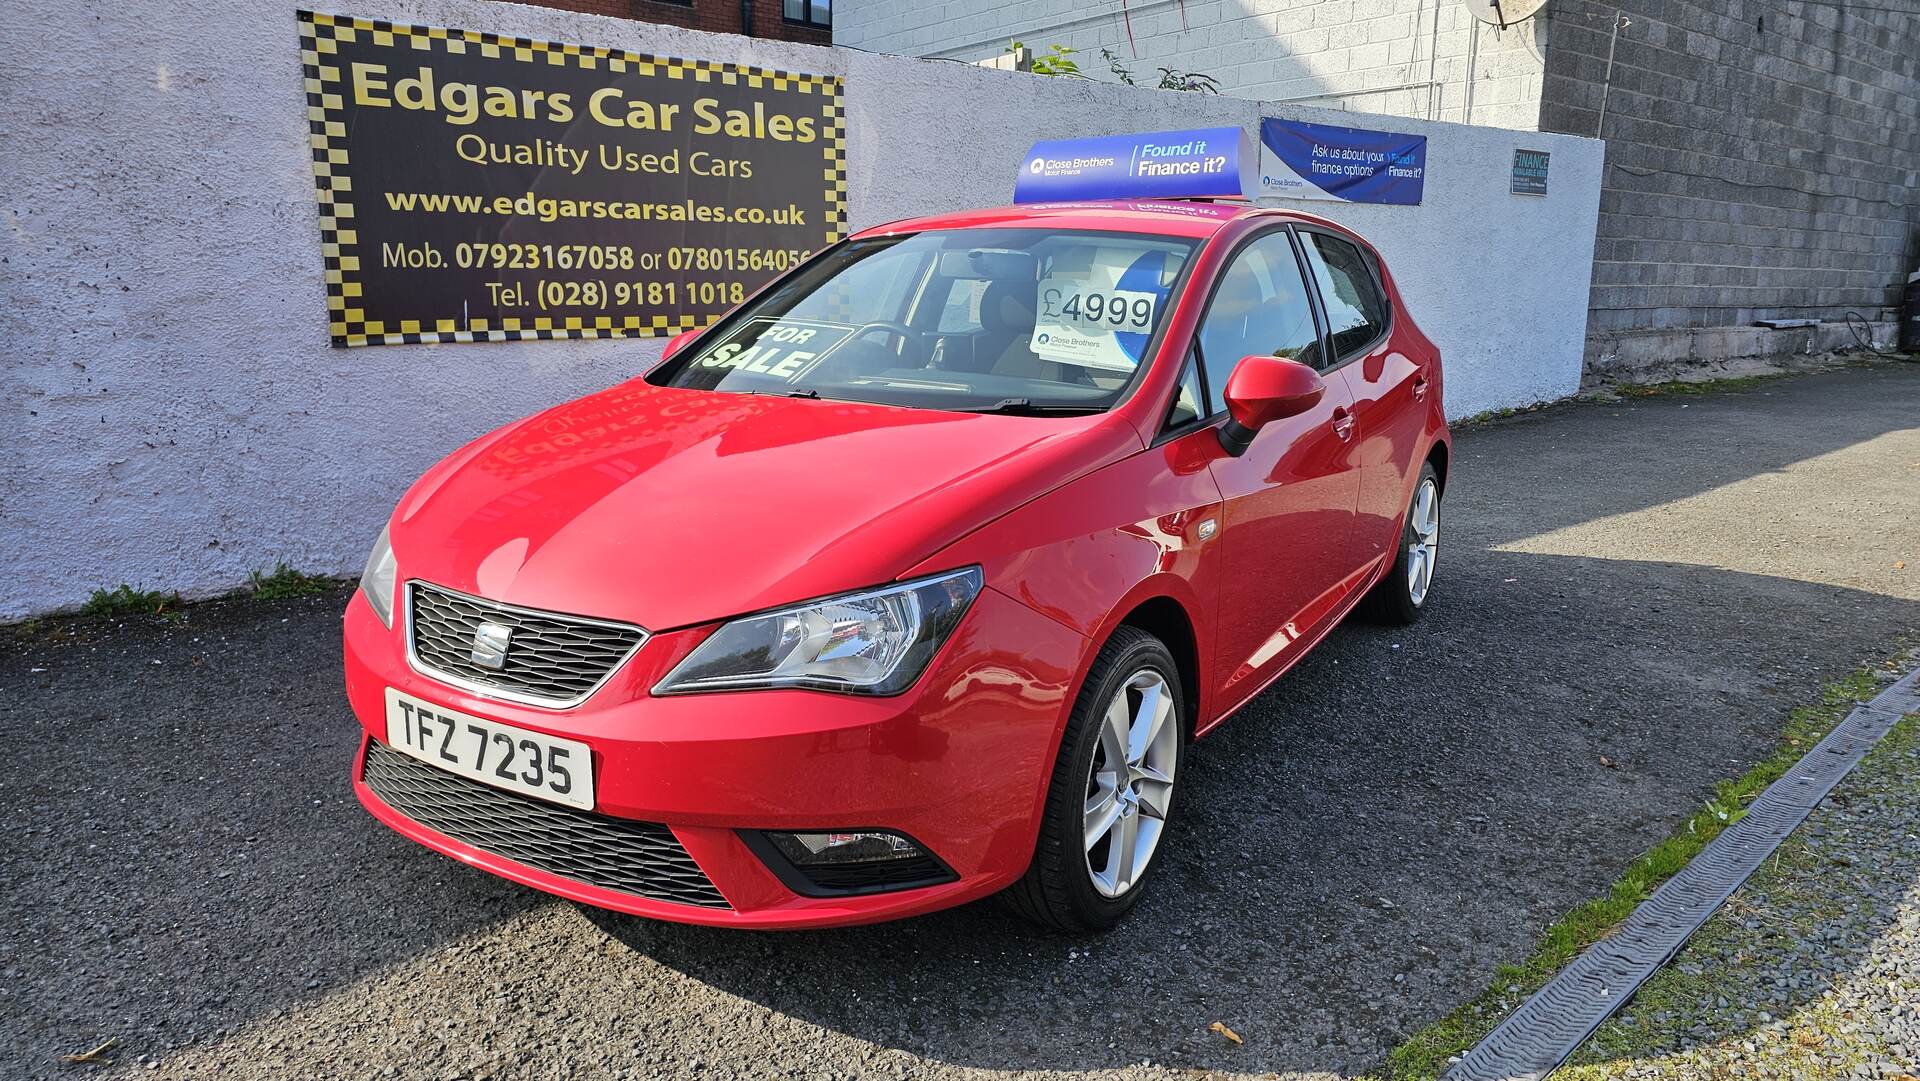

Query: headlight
left=358, top=524, right=398, bottom=627
left=654, top=567, right=983, bottom=696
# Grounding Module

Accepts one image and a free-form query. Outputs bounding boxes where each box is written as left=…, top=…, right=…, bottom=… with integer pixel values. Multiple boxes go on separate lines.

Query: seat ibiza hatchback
left=345, top=198, right=1450, bottom=930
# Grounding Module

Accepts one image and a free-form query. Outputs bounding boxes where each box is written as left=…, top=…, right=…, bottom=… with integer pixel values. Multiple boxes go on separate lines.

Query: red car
left=344, top=198, right=1449, bottom=930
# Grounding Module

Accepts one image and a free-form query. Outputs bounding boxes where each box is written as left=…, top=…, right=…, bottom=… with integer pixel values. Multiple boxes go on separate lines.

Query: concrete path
left=3, top=363, right=1917, bottom=1080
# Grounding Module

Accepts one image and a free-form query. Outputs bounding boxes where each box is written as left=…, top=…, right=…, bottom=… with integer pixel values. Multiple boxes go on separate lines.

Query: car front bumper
left=342, top=584, right=1086, bottom=928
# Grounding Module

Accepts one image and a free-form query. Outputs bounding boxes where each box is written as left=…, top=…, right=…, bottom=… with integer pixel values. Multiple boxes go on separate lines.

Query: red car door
left=1297, top=228, right=1424, bottom=570
left=1187, top=230, right=1365, bottom=717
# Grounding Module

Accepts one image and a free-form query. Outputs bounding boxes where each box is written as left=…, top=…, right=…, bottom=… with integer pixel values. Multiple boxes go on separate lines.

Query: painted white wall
left=835, top=0, right=1549, bottom=132
left=0, top=0, right=1600, bottom=619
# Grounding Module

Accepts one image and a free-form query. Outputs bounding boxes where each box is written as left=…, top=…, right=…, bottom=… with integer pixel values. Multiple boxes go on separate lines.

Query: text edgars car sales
left=349, top=62, right=822, bottom=141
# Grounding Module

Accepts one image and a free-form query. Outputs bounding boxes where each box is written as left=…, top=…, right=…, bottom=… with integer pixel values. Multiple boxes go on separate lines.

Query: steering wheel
left=849, top=320, right=916, bottom=346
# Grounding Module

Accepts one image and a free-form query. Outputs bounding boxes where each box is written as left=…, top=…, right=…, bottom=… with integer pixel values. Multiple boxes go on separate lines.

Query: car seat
left=970, top=280, right=1039, bottom=376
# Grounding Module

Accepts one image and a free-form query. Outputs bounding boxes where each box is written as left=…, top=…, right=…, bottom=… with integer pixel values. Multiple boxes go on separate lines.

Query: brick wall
left=496, top=0, right=832, bottom=44
left=835, top=0, right=1546, bottom=132
left=1540, top=0, right=1920, bottom=335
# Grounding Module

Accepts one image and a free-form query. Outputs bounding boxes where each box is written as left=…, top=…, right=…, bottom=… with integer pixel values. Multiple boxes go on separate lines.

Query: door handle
left=1412, top=376, right=1431, bottom=401
left=1331, top=408, right=1355, bottom=441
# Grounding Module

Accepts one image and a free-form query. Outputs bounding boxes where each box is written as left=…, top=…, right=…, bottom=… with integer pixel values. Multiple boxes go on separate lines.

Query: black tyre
left=1003, top=626, right=1185, bottom=932
left=1362, top=461, right=1441, bottom=624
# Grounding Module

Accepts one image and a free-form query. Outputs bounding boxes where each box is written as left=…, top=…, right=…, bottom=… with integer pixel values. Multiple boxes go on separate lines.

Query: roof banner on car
left=1014, top=127, right=1256, bottom=203
left=1258, top=118, right=1427, bottom=206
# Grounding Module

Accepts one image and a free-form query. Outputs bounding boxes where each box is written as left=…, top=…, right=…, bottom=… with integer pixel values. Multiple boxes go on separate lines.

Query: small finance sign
left=1511, top=149, right=1551, bottom=196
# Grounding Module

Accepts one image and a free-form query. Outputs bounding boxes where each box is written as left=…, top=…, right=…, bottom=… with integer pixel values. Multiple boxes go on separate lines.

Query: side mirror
left=1218, top=355, right=1326, bottom=457
left=661, top=327, right=700, bottom=362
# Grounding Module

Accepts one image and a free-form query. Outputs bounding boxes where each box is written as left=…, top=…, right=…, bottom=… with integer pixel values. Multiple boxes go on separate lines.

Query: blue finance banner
left=1258, top=118, right=1427, bottom=206
left=1014, top=127, right=1256, bottom=203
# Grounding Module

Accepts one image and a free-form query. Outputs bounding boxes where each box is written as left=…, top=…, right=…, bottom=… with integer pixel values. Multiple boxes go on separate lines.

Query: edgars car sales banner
left=296, top=11, right=845, bottom=347
left=1258, top=117, right=1426, bottom=206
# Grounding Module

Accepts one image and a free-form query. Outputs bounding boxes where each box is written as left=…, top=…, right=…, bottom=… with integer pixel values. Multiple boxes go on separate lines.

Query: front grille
left=363, top=741, right=730, bottom=909
left=407, top=582, right=646, bottom=706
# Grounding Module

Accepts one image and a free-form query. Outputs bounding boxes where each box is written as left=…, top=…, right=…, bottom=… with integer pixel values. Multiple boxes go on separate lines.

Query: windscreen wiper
left=967, top=398, right=1104, bottom=416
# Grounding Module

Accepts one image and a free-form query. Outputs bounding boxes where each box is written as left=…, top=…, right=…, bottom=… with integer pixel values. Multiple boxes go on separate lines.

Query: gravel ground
left=1559, top=658, right=1920, bottom=1081
left=2, top=363, right=1918, bottom=1080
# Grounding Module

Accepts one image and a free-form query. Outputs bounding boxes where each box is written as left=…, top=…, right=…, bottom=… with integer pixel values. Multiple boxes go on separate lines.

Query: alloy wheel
left=1083, top=668, right=1178, bottom=898
left=1406, top=477, right=1440, bottom=606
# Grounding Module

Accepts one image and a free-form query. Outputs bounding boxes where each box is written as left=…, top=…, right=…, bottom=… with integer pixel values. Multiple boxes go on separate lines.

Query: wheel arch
left=1425, top=437, right=1450, bottom=495
left=1112, top=594, right=1202, bottom=741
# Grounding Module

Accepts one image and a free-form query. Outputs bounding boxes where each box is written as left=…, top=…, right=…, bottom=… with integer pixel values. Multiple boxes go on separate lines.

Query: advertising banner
left=1511, top=148, right=1551, bottom=195
left=1258, top=118, right=1427, bottom=206
left=295, top=11, right=845, bottom=347
left=1014, top=127, right=1256, bottom=203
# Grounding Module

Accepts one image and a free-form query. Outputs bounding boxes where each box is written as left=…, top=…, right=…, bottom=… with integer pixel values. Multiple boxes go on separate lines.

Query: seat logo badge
left=1197, top=518, right=1218, bottom=540
left=470, top=622, right=513, bottom=670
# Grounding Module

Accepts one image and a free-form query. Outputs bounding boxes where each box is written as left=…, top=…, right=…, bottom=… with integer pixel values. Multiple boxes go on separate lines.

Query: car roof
left=856, top=199, right=1345, bottom=242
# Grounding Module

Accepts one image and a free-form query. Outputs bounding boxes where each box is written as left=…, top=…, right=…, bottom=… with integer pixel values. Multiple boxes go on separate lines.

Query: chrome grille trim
left=404, top=581, right=649, bottom=709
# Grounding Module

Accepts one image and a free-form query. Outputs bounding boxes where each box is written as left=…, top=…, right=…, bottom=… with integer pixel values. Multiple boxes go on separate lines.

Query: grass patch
left=1613, top=373, right=1785, bottom=398
left=1379, top=661, right=1896, bottom=1080
left=9, top=566, right=344, bottom=634
left=247, top=562, right=334, bottom=600
left=1451, top=401, right=1555, bottom=428
left=81, top=584, right=183, bottom=618
left=1605, top=353, right=1909, bottom=401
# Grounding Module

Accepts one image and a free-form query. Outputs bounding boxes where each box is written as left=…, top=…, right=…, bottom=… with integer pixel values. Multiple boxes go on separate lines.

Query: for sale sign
left=296, top=11, right=846, bottom=347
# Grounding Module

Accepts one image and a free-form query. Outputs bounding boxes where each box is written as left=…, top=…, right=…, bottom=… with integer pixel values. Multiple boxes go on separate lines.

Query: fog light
left=744, top=829, right=957, bottom=897
left=768, top=830, right=923, bottom=865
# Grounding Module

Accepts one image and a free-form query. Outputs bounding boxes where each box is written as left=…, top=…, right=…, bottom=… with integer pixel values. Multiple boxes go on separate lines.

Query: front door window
left=1194, top=232, right=1325, bottom=412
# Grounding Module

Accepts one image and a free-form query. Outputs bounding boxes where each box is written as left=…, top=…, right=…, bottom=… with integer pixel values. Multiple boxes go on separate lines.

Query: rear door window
left=1298, top=231, right=1389, bottom=362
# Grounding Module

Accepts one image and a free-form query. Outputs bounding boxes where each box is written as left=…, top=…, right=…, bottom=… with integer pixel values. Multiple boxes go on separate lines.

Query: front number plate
left=382, top=688, right=595, bottom=811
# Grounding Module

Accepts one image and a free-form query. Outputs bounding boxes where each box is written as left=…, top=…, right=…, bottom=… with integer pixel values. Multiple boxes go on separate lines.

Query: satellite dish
left=1464, top=0, right=1549, bottom=27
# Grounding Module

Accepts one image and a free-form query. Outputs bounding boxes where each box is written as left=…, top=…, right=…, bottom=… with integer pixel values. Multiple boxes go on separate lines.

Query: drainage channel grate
left=1447, top=665, right=1920, bottom=1081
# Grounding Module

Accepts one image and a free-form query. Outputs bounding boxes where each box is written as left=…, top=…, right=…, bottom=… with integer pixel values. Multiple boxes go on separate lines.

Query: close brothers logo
left=1029, top=157, right=1045, bottom=174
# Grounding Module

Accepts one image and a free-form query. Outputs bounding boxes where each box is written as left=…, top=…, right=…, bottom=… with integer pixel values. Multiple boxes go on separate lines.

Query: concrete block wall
left=833, top=0, right=1547, bottom=132
left=0, top=0, right=1600, bottom=620
left=1539, top=0, right=1920, bottom=336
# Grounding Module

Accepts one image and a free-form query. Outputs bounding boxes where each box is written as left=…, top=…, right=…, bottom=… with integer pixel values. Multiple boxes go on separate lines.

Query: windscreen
left=648, top=228, right=1197, bottom=414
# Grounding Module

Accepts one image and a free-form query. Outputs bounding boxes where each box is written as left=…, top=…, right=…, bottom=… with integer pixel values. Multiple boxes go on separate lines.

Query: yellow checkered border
left=296, top=9, right=846, bottom=348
